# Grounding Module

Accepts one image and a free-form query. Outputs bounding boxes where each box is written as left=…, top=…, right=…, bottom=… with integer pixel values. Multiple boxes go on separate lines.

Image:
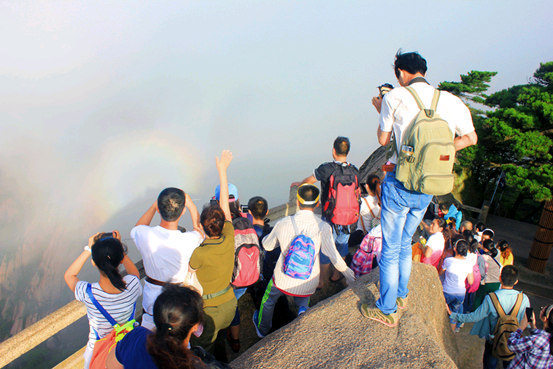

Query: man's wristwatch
left=84, top=245, right=91, bottom=253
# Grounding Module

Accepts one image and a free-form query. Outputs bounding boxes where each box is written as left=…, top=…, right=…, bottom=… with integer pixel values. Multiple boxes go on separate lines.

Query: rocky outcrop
left=231, top=262, right=459, bottom=369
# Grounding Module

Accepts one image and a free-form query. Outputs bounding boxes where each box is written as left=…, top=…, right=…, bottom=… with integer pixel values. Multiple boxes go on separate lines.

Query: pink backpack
left=351, top=232, right=382, bottom=278
left=465, top=257, right=482, bottom=293
left=231, top=217, right=262, bottom=288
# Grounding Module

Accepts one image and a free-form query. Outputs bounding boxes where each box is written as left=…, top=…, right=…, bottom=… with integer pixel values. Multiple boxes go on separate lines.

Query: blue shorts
left=320, top=224, right=349, bottom=265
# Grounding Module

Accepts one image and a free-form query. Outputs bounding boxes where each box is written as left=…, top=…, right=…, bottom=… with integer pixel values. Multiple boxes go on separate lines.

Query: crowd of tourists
left=62, top=50, right=551, bottom=369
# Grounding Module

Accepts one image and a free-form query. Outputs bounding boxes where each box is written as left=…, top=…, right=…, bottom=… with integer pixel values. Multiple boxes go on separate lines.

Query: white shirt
left=357, top=195, right=381, bottom=232
left=380, top=81, right=475, bottom=164
left=262, top=210, right=350, bottom=296
left=442, top=257, right=474, bottom=295
left=130, top=225, right=203, bottom=329
left=75, top=275, right=142, bottom=351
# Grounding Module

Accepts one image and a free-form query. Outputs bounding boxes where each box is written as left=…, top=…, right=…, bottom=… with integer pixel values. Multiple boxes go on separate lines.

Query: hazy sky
left=1, top=0, right=552, bottom=250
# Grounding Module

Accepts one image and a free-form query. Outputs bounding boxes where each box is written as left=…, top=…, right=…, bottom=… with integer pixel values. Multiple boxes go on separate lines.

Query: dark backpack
left=231, top=216, right=262, bottom=288
left=489, top=292, right=524, bottom=360
left=283, top=217, right=318, bottom=280
left=323, top=163, right=360, bottom=226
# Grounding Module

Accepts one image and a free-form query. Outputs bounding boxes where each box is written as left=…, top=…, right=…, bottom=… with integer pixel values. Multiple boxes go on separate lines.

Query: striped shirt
left=508, top=328, right=553, bottom=369
left=262, top=210, right=350, bottom=296
left=75, top=275, right=142, bottom=351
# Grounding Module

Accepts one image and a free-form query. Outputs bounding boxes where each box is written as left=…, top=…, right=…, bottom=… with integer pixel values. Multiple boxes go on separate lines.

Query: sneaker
left=298, top=306, right=308, bottom=316
left=252, top=310, right=266, bottom=338
left=459, top=323, right=464, bottom=328
left=361, top=304, right=399, bottom=327
left=454, top=326, right=461, bottom=333
left=396, top=295, right=409, bottom=310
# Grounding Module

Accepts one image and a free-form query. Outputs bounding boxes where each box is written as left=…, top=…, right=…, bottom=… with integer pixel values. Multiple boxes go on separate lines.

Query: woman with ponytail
left=439, top=239, right=474, bottom=332
left=349, top=174, right=382, bottom=247
left=507, top=304, right=553, bottom=368
left=64, top=230, right=141, bottom=369
left=107, top=285, right=230, bottom=369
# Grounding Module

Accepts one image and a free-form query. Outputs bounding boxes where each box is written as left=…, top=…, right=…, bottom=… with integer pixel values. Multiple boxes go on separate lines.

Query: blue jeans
left=230, top=287, right=248, bottom=326
left=376, top=171, right=432, bottom=315
left=443, top=292, right=464, bottom=325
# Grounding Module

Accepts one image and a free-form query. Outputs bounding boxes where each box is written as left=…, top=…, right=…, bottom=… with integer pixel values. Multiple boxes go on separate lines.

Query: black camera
left=378, top=83, right=394, bottom=98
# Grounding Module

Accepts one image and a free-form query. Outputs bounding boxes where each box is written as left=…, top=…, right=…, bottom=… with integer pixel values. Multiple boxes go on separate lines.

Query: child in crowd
left=473, top=222, right=485, bottom=243
left=463, top=239, right=485, bottom=314
left=64, top=231, right=142, bottom=369
left=440, top=239, right=474, bottom=332
left=418, top=218, right=446, bottom=269
left=496, top=239, right=514, bottom=266
left=473, top=245, right=502, bottom=311
left=349, top=174, right=381, bottom=248
left=107, top=285, right=229, bottom=369
left=254, top=184, right=355, bottom=337
left=446, top=203, right=463, bottom=231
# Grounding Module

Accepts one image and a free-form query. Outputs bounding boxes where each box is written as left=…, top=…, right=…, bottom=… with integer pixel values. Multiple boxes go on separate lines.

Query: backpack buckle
left=424, top=109, right=434, bottom=118
left=407, top=156, right=416, bottom=163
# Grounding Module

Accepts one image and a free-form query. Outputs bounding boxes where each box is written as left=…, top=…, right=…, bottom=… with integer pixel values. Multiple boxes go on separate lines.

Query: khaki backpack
left=393, top=86, right=456, bottom=195
left=489, top=292, right=524, bottom=361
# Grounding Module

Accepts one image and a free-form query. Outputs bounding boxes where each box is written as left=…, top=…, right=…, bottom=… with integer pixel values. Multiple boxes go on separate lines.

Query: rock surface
left=231, top=262, right=459, bottom=369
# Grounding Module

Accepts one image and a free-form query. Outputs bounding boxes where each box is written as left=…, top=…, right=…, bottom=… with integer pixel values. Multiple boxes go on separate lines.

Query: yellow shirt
left=190, top=221, right=235, bottom=307
left=500, top=252, right=514, bottom=266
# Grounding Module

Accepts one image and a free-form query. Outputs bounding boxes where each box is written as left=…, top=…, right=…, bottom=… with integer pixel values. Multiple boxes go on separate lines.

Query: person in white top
left=362, top=50, right=478, bottom=328
left=253, top=184, right=355, bottom=338
left=349, top=174, right=382, bottom=248
left=64, top=230, right=142, bottom=369
left=131, top=188, right=203, bottom=330
left=440, top=239, right=474, bottom=332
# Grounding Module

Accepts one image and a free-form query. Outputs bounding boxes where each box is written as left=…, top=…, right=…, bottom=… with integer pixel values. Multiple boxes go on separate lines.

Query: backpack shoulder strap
left=291, top=216, right=300, bottom=236
left=86, top=283, right=117, bottom=326
left=489, top=292, right=506, bottom=317
left=405, top=86, right=426, bottom=111
left=430, top=89, right=441, bottom=111
left=508, top=293, right=524, bottom=317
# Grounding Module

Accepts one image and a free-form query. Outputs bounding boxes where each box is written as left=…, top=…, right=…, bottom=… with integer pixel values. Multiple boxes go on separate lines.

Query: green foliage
left=443, top=62, right=553, bottom=206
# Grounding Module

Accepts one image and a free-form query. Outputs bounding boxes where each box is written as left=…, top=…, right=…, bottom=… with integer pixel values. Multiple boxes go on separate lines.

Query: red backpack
left=323, top=163, right=360, bottom=225
left=231, top=216, right=262, bottom=288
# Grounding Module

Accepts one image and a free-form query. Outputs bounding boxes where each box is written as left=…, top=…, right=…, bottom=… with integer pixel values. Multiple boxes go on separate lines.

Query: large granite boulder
left=231, top=262, right=459, bottom=369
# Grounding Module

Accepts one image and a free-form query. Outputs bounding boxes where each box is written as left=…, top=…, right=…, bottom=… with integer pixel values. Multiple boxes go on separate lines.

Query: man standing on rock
left=361, top=50, right=477, bottom=326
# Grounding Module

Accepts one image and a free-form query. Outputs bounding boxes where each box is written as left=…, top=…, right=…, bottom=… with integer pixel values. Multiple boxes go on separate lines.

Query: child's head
left=469, top=239, right=479, bottom=254
left=454, top=239, right=469, bottom=257
left=248, top=196, right=268, bottom=221
left=482, top=228, right=494, bottom=241
left=475, top=222, right=485, bottom=233
left=462, top=229, right=474, bottom=244
left=91, top=234, right=127, bottom=291
left=483, top=239, right=495, bottom=252
left=297, top=184, right=320, bottom=210
left=439, top=203, right=449, bottom=215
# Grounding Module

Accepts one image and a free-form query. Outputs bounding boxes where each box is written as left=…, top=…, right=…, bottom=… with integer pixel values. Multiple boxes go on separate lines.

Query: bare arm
left=135, top=201, right=157, bottom=227
left=466, top=272, right=474, bottom=286
left=377, top=126, right=392, bottom=147
left=454, top=131, right=478, bottom=151
left=185, top=193, right=202, bottom=232
left=423, top=245, right=433, bottom=259
left=64, top=233, right=99, bottom=292
left=216, top=150, right=233, bottom=222
left=291, top=174, right=317, bottom=188
left=113, top=230, right=140, bottom=279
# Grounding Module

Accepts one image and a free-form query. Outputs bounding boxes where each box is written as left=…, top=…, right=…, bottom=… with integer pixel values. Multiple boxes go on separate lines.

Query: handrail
left=0, top=188, right=299, bottom=369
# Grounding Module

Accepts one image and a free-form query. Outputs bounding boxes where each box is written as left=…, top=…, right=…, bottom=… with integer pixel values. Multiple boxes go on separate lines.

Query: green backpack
left=393, top=86, right=456, bottom=195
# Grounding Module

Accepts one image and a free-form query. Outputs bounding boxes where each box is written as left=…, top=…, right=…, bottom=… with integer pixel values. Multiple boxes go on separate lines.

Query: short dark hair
left=200, top=204, right=225, bottom=238
left=462, top=230, right=474, bottom=244
left=248, top=196, right=268, bottom=220
left=475, top=222, right=485, bottom=232
left=394, top=49, right=427, bottom=79
left=158, top=188, right=185, bottom=222
left=297, top=184, right=320, bottom=209
left=333, top=136, right=350, bottom=156
left=500, top=265, right=519, bottom=287
left=483, top=239, right=495, bottom=251
left=454, top=239, right=469, bottom=257
left=482, top=229, right=494, bottom=239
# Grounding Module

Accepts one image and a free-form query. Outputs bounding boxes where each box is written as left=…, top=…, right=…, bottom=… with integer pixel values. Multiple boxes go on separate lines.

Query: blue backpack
left=283, top=217, right=318, bottom=280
